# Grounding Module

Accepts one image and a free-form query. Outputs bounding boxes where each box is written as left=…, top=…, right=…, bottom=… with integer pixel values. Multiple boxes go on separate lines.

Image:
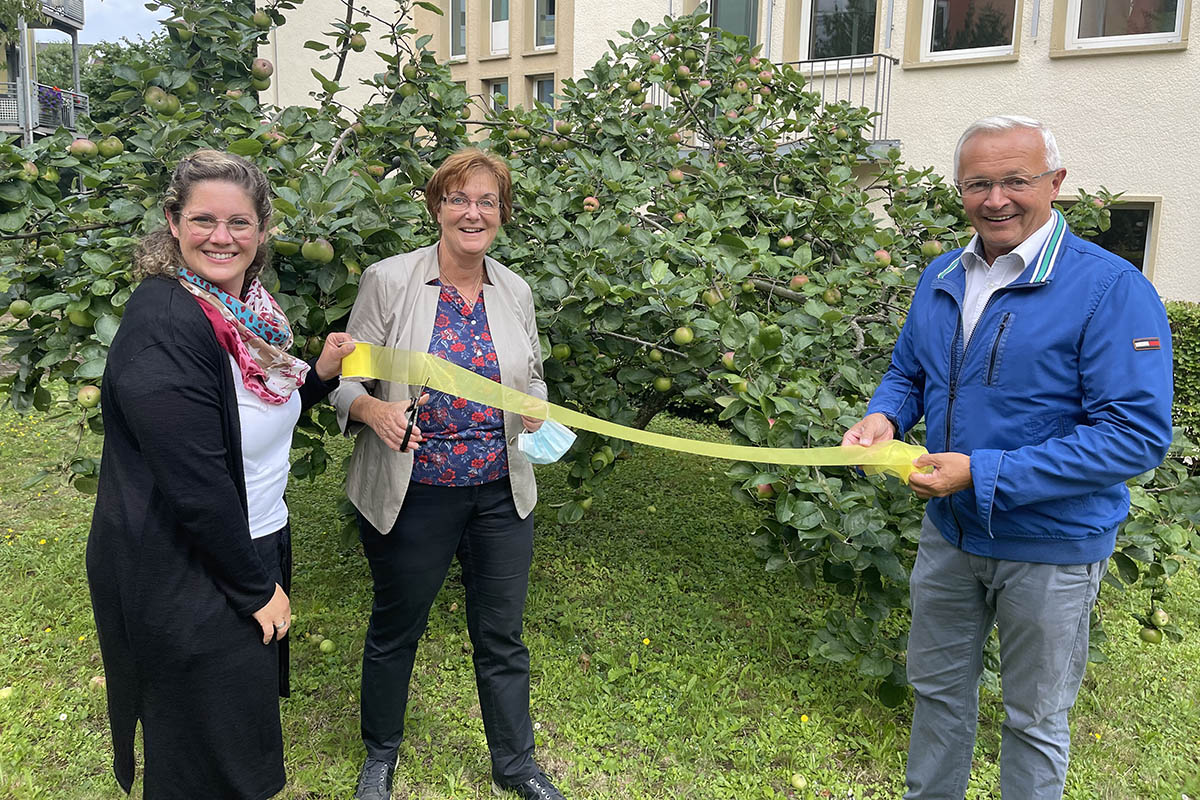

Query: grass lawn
left=1, top=407, right=1198, bottom=799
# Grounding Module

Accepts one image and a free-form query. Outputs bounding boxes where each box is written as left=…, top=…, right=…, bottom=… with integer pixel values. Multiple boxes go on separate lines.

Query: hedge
left=1167, top=300, right=1200, bottom=437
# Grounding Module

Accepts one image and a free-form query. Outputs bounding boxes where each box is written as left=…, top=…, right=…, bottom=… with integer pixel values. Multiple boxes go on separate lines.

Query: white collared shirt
left=960, top=213, right=1057, bottom=344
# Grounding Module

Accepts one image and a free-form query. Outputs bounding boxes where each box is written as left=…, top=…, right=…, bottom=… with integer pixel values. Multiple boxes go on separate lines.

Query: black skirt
left=89, top=524, right=291, bottom=800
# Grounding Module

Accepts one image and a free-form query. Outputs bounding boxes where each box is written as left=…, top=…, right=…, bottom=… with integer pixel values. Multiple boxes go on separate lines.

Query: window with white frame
left=535, top=0, right=556, bottom=48
left=921, top=0, right=1018, bottom=59
left=491, top=0, right=509, bottom=55
left=805, top=0, right=878, bottom=59
left=532, top=75, right=555, bottom=107
left=1065, top=0, right=1184, bottom=49
left=449, top=0, right=466, bottom=58
left=488, top=79, right=509, bottom=111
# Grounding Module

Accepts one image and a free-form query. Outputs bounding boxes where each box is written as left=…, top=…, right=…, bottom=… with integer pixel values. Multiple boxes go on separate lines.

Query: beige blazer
left=331, top=242, right=547, bottom=533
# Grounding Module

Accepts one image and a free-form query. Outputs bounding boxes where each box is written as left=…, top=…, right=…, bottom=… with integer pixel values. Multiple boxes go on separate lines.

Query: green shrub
left=1167, top=301, right=1200, bottom=437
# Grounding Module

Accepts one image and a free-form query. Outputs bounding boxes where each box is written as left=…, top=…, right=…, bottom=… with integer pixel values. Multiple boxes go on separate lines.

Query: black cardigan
left=90, top=275, right=335, bottom=616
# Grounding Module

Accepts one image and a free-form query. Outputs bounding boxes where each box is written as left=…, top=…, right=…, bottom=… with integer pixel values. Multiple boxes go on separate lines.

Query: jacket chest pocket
left=984, top=311, right=1015, bottom=387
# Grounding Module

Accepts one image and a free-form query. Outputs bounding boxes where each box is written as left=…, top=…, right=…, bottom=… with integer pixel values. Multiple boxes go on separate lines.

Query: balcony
left=782, top=53, right=898, bottom=148
left=37, top=0, right=85, bottom=30
left=643, top=53, right=898, bottom=155
left=0, top=81, right=91, bottom=137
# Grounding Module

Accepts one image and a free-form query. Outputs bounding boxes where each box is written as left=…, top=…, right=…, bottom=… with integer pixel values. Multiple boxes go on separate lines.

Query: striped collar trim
left=1029, top=209, right=1067, bottom=283
left=935, top=209, right=1067, bottom=283
left=937, top=256, right=962, bottom=279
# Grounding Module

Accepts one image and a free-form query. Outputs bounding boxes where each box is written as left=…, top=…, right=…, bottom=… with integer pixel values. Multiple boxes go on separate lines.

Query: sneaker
left=354, top=758, right=395, bottom=800
left=492, top=771, right=566, bottom=800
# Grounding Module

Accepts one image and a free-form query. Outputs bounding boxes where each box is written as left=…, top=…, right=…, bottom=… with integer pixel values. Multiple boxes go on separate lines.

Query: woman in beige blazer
left=331, top=149, right=565, bottom=800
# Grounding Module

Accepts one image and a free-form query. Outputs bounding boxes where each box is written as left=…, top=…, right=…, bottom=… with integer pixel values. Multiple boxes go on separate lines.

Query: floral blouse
left=409, top=279, right=509, bottom=486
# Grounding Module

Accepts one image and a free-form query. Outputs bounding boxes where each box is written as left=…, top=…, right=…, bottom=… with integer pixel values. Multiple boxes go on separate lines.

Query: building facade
left=1, top=0, right=89, bottom=143
left=269, top=0, right=1197, bottom=301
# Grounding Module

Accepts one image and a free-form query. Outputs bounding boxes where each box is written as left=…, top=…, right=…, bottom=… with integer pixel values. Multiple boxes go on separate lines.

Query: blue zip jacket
left=867, top=211, right=1174, bottom=564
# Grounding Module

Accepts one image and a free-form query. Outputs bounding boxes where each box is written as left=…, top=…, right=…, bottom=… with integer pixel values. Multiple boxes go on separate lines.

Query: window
left=712, top=0, right=760, bottom=44
left=1063, top=0, right=1185, bottom=49
left=1084, top=204, right=1154, bottom=271
left=535, top=0, right=556, bottom=48
left=532, top=74, right=555, bottom=107
left=923, top=0, right=1017, bottom=57
left=488, top=79, right=509, bottom=111
left=809, top=0, right=878, bottom=58
left=450, top=0, right=466, bottom=59
left=491, top=0, right=509, bottom=55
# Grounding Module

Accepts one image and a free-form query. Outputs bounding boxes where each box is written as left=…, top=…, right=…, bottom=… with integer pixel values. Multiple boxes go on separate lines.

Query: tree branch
left=750, top=278, right=803, bottom=303
left=0, top=221, right=132, bottom=241
left=331, top=0, right=356, bottom=85
left=594, top=329, right=684, bottom=357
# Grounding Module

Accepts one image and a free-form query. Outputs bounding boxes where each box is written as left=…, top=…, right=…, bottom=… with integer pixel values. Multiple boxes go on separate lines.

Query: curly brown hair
left=424, top=147, right=513, bottom=225
left=134, top=150, right=273, bottom=296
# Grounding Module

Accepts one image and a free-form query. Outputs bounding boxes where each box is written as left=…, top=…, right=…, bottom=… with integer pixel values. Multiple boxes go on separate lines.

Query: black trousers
left=358, top=477, right=538, bottom=784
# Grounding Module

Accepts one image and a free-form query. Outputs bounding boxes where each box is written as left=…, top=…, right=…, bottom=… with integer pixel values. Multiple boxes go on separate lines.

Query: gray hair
left=953, top=115, right=1063, bottom=179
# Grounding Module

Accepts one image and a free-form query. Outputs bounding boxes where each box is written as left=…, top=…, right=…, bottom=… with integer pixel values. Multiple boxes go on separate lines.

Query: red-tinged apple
left=874, top=249, right=892, bottom=266
left=789, top=274, right=809, bottom=289
left=251, top=58, right=274, bottom=79
left=582, top=196, right=600, bottom=212
left=68, top=138, right=98, bottom=158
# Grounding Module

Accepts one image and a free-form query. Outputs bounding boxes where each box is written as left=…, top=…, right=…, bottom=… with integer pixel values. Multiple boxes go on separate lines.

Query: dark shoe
left=492, top=771, right=566, bottom=800
left=354, top=758, right=395, bottom=800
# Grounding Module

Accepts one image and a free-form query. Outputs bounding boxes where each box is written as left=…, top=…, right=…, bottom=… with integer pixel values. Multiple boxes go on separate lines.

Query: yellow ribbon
left=342, top=343, right=928, bottom=483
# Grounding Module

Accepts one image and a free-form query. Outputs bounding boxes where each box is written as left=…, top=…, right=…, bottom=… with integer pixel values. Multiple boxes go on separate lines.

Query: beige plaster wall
left=263, top=0, right=402, bottom=109
left=876, top=0, right=1199, bottom=299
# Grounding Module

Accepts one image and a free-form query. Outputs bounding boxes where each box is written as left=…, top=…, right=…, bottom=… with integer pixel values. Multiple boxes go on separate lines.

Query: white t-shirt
left=229, top=356, right=301, bottom=538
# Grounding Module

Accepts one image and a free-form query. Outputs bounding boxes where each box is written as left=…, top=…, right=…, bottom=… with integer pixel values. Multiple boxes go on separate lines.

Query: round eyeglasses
left=956, top=169, right=1058, bottom=197
left=181, top=213, right=262, bottom=239
left=442, top=194, right=501, bottom=214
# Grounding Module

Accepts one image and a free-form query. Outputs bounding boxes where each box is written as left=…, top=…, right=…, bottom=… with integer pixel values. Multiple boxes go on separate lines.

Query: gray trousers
left=904, top=515, right=1105, bottom=800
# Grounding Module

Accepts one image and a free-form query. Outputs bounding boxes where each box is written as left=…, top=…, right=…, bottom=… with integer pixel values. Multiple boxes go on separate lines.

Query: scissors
left=399, top=377, right=430, bottom=452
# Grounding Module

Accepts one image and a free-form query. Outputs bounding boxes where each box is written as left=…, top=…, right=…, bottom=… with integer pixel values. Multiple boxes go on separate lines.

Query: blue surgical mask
left=516, top=419, right=577, bottom=465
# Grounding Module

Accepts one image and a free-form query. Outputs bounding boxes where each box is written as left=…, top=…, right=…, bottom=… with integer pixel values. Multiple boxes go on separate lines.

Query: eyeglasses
left=400, top=377, right=430, bottom=451
left=442, top=193, right=501, bottom=214
left=957, top=169, right=1058, bottom=197
left=181, top=213, right=262, bottom=239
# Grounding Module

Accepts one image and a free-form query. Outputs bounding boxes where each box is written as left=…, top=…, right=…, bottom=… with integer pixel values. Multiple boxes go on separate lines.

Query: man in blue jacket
left=843, top=116, right=1174, bottom=799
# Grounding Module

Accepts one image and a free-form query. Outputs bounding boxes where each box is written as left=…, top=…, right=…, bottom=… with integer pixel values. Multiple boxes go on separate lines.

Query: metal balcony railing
left=783, top=53, right=897, bottom=144
left=39, top=0, right=85, bottom=29
left=35, top=83, right=90, bottom=129
left=642, top=52, right=898, bottom=150
left=0, top=81, right=90, bottom=133
left=0, top=82, right=19, bottom=128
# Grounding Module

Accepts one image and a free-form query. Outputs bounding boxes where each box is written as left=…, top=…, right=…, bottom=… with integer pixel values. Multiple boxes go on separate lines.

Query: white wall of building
left=877, top=0, right=1198, bottom=300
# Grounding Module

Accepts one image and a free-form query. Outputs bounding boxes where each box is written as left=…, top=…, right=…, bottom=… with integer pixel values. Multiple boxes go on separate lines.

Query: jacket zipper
left=944, top=319, right=965, bottom=546
left=986, top=312, right=1012, bottom=386
left=945, top=294, right=1004, bottom=547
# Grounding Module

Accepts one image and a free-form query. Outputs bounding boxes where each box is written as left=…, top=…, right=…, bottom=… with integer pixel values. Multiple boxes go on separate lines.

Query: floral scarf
left=177, top=268, right=309, bottom=404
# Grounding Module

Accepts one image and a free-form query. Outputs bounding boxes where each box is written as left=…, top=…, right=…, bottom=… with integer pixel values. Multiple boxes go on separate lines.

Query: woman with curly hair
left=87, top=149, right=354, bottom=799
